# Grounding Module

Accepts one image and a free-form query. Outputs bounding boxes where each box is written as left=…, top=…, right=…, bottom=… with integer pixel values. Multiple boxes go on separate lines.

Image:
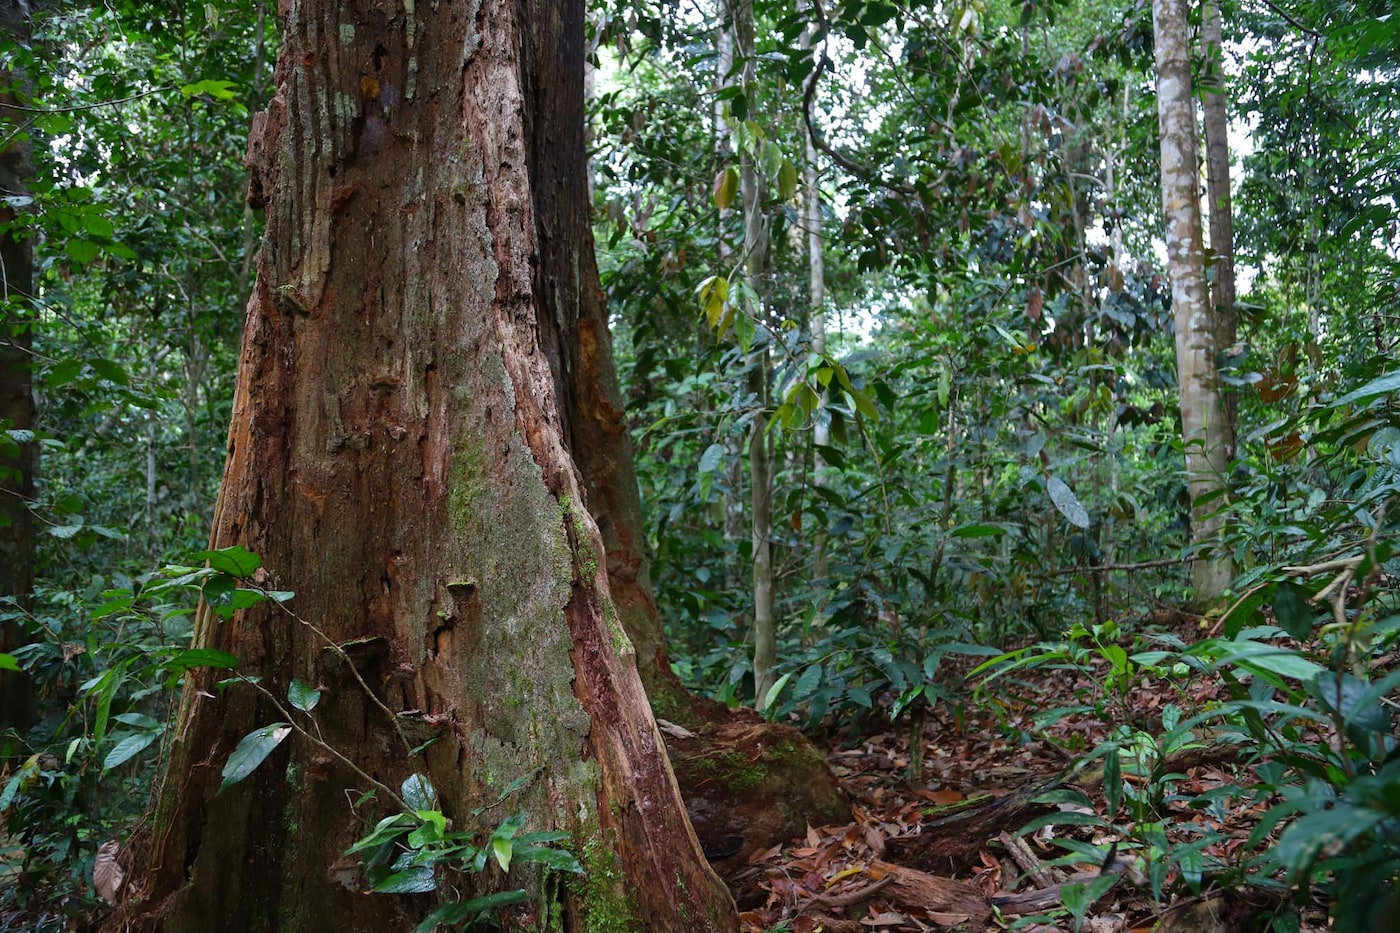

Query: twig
left=798, top=874, right=894, bottom=912
left=1040, top=556, right=1188, bottom=577
left=0, top=86, right=174, bottom=114
left=1256, top=0, right=1323, bottom=38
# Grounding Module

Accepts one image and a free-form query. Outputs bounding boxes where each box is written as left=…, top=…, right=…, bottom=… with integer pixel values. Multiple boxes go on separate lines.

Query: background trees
left=0, top=0, right=1397, bottom=929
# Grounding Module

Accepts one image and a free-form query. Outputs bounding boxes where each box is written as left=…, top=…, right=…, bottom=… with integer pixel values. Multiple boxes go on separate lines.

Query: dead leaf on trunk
left=93, top=840, right=123, bottom=904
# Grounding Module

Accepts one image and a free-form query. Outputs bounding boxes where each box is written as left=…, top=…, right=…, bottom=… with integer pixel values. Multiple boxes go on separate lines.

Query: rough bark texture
left=1201, top=0, right=1237, bottom=458
left=0, top=0, right=36, bottom=736
left=116, top=1, right=736, bottom=930
left=1152, top=0, right=1233, bottom=602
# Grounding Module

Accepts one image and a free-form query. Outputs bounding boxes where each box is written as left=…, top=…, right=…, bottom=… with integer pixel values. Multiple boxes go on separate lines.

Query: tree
left=1152, top=0, right=1233, bottom=602
left=0, top=0, right=36, bottom=736
left=116, top=0, right=737, bottom=928
left=1201, top=0, right=1237, bottom=457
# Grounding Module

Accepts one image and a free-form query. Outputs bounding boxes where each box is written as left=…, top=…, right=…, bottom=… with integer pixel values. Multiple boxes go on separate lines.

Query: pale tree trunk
left=1201, top=0, right=1237, bottom=458
left=803, top=17, right=829, bottom=585
left=115, top=1, right=736, bottom=929
left=1153, top=0, right=1234, bottom=602
left=729, top=0, right=776, bottom=707
left=0, top=0, right=36, bottom=736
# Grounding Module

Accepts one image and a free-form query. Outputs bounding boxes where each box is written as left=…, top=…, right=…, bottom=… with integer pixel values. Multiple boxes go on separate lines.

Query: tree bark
left=116, top=2, right=736, bottom=929
left=1153, top=0, right=1234, bottom=602
left=1201, top=0, right=1237, bottom=459
left=0, top=0, right=37, bottom=737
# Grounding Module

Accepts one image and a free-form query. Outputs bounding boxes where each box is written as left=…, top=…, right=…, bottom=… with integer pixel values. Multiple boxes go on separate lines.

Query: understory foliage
left=1, top=0, right=1397, bottom=929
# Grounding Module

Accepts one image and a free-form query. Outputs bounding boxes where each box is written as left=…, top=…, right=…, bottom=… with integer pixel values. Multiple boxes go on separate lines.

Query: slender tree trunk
left=1153, top=0, right=1234, bottom=602
left=117, top=2, right=736, bottom=929
left=803, top=16, right=830, bottom=585
left=0, top=0, right=36, bottom=737
left=1201, top=0, right=1237, bottom=459
left=728, top=0, right=777, bottom=706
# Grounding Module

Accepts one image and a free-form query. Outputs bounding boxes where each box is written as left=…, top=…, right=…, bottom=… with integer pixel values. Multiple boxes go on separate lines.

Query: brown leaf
left=93, top=840, right=123, bottom=904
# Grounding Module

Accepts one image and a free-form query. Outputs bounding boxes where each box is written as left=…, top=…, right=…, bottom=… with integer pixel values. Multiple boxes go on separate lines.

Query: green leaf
left=413, top=892, right=531, bottom=933
left=698, top=443, right=725, bottom=474
left=792, top=663, right=823, bottom=701
left=1328, top=370, right=1400, bottom=408
left=104, top=731, right=159, bottom=771
left=514, top=845, right=583, bottom=873
left=164, top=648, right=239, bottom=673
left=65, top=239, right=100, bottom=264
left=219, top=723, right=292, bottom=793
left=372, top=866, right=437, bottom=894
left=776, top=159, right=798, bottom=200
left=114, top=712, right=162, bottom=730
left=950, top=523, right=1005, bottom=538
left=202, top=575, right=269, bottom=619
left=1272, top=582, right=1316, bottom=639
left=287, top=679, right=322, bottom=712
left=761, top=671, right=794, bottom=711
left=402, top=772, right=437, bottom=810
left=0, top=653, right=18, bottom=672
left=180, top=79, right=239, bottom=100
left=89, top=358, right=129, bottom=386
left=491, top=834, right=513, bottom=872
left=191, top=546, right=262, bottom=578
left=1047, top=476, right=1091, bottom=528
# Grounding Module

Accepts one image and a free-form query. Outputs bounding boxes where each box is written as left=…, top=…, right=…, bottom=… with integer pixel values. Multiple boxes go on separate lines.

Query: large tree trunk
left=115, top=1, right=736, bottom=929
left=1153, top=0, right=1234, bottom=602
left=0, top=0, right=36, bottom=737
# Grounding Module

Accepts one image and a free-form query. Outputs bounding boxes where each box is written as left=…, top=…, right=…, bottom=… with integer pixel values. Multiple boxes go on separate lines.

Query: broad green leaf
left=164, top=648, right=239, bottom=672
left=284, top=678, right=320, bottom=712
left=402, top=772, right=438, bottom=810
left=761, top=671, right=794, bottom=711
left=1047, top=476, right=1091, bottom=528
left=1272, top=582, right=1316, bottom=639
left=202, top=575, right=269, bottom=619
left=191, top=546, right=262, bottom=578
left=372, top=866, right=436, bottom=894
left=491, top=834, right=513, bottom=872
left=0, top=653, right=18, bottom=672
left=698, top=443, right=725, bottom=474
left=113, top=712, right=162, bottom=730
left=776, top=159, right=798, bottom=200
left=104, top=731, right=159, bottom=771
left=514, top=845, right=583, bottom=873
left=792, top=663, right=823, bottom=701
left=413, top=891, right=530, bottom=933
left=180, top=79, right=239, bottom=100
left=219, top=723, right=292, bottom=793
left=1328, top=370, right=1400, bottom=408
left=950, top=524, right=1004, bottom=538
left=89, top=358, right=129, bottom=386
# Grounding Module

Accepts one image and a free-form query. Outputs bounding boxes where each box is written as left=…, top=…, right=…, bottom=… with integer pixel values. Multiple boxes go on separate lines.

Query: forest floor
left=726, top=613, right=1337, bottom=933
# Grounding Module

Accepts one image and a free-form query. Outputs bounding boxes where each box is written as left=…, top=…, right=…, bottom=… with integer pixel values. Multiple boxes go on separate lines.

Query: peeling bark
left=114, top=2, right=736, bottom=929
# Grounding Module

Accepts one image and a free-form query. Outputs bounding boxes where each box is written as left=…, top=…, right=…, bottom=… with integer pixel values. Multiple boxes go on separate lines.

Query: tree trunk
left=1153, top=0, right=1234, bottom=602
left=1201, top=0, right=1237, bottom=460
left=116, top=2, right=736, bottom=929
left=729, top=0, right=777, bottom=707
left=0, top=0, right=36, bottom=737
